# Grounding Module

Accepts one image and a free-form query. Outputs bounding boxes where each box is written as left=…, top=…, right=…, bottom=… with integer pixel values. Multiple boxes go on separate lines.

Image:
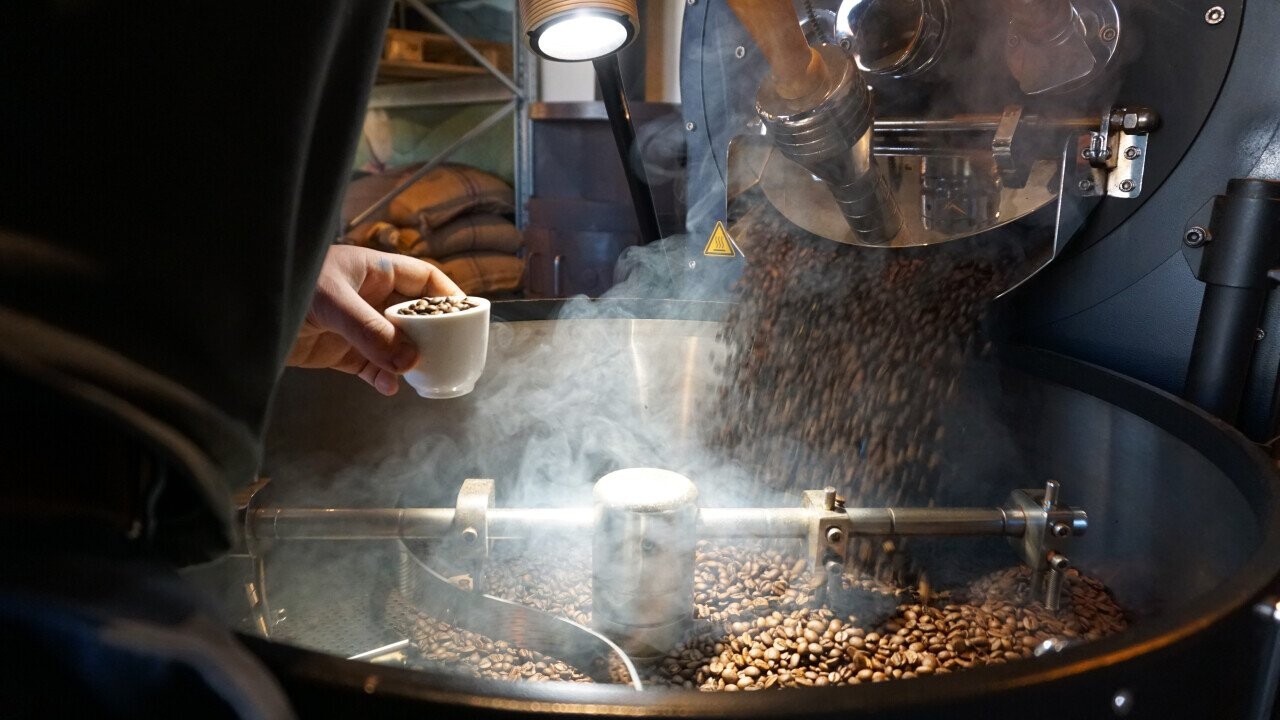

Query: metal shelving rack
left=347, top=0, right=537, bottom=233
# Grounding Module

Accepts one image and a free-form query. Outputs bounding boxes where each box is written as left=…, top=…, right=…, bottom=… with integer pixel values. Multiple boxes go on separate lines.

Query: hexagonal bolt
left=1184, top=226, right=1211, bottom=247
left=1112, top=689, right=1135, bottom=717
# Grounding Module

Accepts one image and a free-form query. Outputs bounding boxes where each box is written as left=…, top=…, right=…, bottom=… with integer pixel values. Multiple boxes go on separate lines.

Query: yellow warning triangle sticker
left=703, top=221, right=736, bottom=257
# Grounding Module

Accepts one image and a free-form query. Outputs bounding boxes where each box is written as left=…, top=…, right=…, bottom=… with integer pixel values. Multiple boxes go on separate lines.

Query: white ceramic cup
left=385, top=296, right=490, bottom=399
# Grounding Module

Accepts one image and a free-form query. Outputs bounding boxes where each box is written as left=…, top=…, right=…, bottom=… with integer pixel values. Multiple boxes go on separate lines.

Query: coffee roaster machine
left=189, top=0, right=1280, bottom=716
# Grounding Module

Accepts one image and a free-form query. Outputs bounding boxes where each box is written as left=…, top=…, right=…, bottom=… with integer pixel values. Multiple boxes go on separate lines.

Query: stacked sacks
left=341, top=163, right=525, bottom=296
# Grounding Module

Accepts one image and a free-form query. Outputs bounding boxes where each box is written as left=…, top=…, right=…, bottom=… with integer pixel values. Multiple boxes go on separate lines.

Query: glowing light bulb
left=535, top=13, right=630, bottom=61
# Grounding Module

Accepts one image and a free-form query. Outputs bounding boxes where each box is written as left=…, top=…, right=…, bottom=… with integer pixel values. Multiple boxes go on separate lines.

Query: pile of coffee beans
left=651, top=543, right=1126, bottom=690
left=397, top=296, right=477, bottom=315
left=386, top=540, right=1127, bottom=688
left=386, top=604, right=594, bottom=682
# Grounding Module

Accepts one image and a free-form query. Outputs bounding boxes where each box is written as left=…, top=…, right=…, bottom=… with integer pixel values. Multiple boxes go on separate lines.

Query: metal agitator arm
left=242, top=478, right=1087, bottom=611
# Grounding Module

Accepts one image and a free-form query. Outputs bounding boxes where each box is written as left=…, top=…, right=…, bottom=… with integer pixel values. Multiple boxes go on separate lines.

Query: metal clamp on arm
left=795, top=480, right=1087, bottom=609
left=1081, top=106, right=1160, bottom=198
left=1004, top=480, right=1085, bottom=609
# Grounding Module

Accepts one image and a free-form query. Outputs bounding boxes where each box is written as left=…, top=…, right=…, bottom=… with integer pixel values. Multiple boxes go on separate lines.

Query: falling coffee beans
left=710, top=205, right=1019, bottom=585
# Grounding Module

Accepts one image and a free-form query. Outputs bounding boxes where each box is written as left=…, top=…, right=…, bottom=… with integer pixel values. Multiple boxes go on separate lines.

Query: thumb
left=313, top=281, right=418, bottom=374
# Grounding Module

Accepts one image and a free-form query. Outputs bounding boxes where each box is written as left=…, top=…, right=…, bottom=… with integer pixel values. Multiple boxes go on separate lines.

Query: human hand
left=288, top=245, right=463, bottom=395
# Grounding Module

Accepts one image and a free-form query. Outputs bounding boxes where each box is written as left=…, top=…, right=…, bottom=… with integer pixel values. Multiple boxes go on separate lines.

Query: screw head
left=687, top=259, right=697, bottom=269
left=461, top=527, right=478, bottom=543
left=1077, top=178, right=1094, bottom=192
left=1052, top=522, right=1072, bottom=538
left=734, top=45, right=746, bottom=59
left=1080, top=147, right=1092, bottom=159
left=1205, top=5, right=1224, bottom=23
left=685, top=120, right=697, bottom=132
left=1119, top=179, right=1136, bottom=192
left=1184, top=226, right=1210, bottom=247
left=826, top=526, right=845, bottom=544
left=1123, top=146, right=1142, bottom=159
left=1007, top=34, right=1020, bottom=48
left=1100, top=25, right=1118, bottom=42
left=1257, top=328, right=1267, bottom=341
left=1112, top=689, right=1134, bottom=717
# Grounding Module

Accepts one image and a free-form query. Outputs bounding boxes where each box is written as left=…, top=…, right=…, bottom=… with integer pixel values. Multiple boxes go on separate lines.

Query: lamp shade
left=521, top=0, right=638, bottom=61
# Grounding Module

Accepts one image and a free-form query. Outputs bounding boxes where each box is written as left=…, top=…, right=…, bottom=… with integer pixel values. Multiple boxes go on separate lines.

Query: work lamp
left=522, top=0, right=639, bottom=62
left=519, top=0, right=661, bottom=245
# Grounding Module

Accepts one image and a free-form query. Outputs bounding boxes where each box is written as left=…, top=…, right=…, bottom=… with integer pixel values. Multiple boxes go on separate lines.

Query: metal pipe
left=250, top=504, right=1080, bottom=540
left=403, top=0, right=523, bottom=98
left=696, top=508, right=812, bottom=537
left=490, top=508, right=593, bottom=535
left=1184, top=178, right=1280, bottom=425
left=249, top=506, right=592, bottom=540
left=592, top=54, right=663, bottom=245
left=841, top=507, right=1037, bottom=536
left=872, top=115, right=1095, bottom=133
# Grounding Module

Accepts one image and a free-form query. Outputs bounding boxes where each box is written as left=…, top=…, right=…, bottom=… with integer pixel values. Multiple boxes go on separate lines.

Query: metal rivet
left=1184, top=226, right=1211, bottom=247
left=1205, top=5, right=1224, bottom=23
left=685, top=120, right=697, bottom=132
left=1257, top=328, right=1267, bottom=341
left=1119, top=179, right=1136, bottom=192
left=734, top=45, right=746, bottom=59
left=1112, top=689, right=1133, bottom=716
left=1123, top=146, right=1142, bottom=159
left=1100, top=25, right=1117, bottom=42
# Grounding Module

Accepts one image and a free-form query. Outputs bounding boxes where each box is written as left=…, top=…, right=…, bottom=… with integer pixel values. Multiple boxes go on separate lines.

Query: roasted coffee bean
left=387, top=540, right=1126, bottom=690
left=398, top=295, right=478, bottom=315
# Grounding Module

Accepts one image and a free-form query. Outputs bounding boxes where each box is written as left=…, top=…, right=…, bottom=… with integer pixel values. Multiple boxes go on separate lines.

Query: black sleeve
left=0, top=1, right=394, bottom=561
